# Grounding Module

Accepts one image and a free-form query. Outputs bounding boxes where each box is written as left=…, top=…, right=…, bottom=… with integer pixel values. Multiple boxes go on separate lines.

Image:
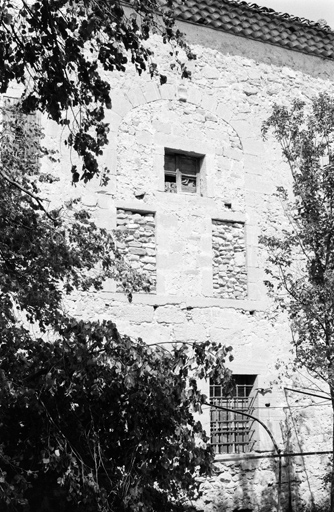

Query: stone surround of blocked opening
left=212, top=220, right=247, bottom=299
left=116, top=209, right=156, bottom=292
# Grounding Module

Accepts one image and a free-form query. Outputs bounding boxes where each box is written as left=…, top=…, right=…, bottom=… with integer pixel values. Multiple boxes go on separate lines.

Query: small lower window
left=164, top=151, right=201, bottom=194
left=210, top=375, right=257, bottom=454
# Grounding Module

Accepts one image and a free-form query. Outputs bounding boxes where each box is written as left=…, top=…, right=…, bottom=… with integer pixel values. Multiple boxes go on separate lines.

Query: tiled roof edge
left=173, top=0, right=334, bottom=60
left=230, top=0, right=333, bottom=32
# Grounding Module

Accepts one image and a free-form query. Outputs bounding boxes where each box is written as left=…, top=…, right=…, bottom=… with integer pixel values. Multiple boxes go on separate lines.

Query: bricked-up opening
left=3, top=96, right=40, bottom=174
left=212, top=220, right=247, bottom=299
left=116, top=209, right=156, bottom=292
left=164, top=150, right=202, bottom=194
left=210, top=375, right=257, bottom=455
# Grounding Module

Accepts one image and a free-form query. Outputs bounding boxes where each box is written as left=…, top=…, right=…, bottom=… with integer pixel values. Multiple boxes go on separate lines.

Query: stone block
left=211, top=308, right=247, bottom=329
left=155, top=305, right=186, bottom=324
left=190, top=307, right=212, bottom=326
left=102, top=278, right=116, bottom=293
left=197, top=254, right=214, bottom=268
left=216, top=102, right=234, bottom=123
left=224, top=146, right=243, bottom=161
left=110, top=92, right=132, bottom=117
left=143, top=264, right=155, bottom=271
left=157, top=253, right=182, bottom=269
left=245, top=175, right=274, bottom=194
left=243, top=83, right=259, bottom=96
left=217, top=155, right=232, bottom=172
left=202, top=65, right=220, bottom=79
left=201, top=93, right=218, bottom=113
left=188, top=128, right=205, bottom=140
left=141, top=256, right=156, bottom=264
left=130, top=324, right=172, bottom=345
left=234, top=252, right=245, bottom=266
left=157, top=213, right=179, bottom=228
left=97, top=192, right=113, bottom=210
left=229, top=119, right=253, bottom=141
left=160, top=83, right=176, bottom=100
left=81, top=191, right=98, bottom=207
left=247, top=266, right=263, bottom=283
left=209, top=327, right=228, bottom=344
left=245, top=224, right=260, bottom=245
left=94, top=208, right=114, bottom=231
left=247, top=245, right=258, bottom=267
left=247, top=281, right=261, bottom=301
left=142, top=81, right=161, bottom=103
left=122, top=305, right=154, bottom=323
left=186, top=84, right=203, bottom=107
left=136, top=130, right=153, bottom=146
left=243, top=137, right=265, bottom=156
left=125, top=87, right=146, bottom=108
left=104, top=151, right=118, bottom=179
left=127, top=254, right=139, bottom=261
left=172, top=124, right=186, bottom=137
left=152, top=120, right=171, bottom=134
left=173, top=323, right=207, bottom=342
left=105, top=111, right=122, bottom=133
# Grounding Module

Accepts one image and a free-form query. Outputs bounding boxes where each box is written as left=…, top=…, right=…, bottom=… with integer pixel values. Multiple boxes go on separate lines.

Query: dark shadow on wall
left=258, top=453, right=292, bottom=512
left=257, top=407, right=330, bottom=512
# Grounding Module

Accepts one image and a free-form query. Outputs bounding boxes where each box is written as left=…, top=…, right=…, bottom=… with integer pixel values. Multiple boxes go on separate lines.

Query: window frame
left=164, top=150, right=202, bottom=195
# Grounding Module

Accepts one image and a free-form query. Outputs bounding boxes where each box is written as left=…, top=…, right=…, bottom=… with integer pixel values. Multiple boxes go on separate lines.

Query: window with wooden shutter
left=164, top=151, right=201, bottom=194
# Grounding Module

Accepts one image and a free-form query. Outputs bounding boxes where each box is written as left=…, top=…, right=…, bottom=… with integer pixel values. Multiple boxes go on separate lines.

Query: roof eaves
left=174, top=0, right=334, bottom=60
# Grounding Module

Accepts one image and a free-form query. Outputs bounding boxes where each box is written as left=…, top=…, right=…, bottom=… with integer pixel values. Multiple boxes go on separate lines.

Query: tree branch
left=0, top=169, right=57, bottom=222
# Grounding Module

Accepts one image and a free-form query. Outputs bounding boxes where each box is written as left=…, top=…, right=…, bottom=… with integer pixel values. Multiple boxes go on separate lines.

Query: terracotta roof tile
left=174, top=0, right=334, bottom=60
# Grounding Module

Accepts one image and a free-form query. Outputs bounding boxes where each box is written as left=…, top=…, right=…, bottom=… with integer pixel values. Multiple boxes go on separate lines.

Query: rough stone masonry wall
left=116, top=209, right=156, bottom=291
left=196, top=452, right=331, bottom=512
left=197, top=456, right=280, bottom=512
left=212, top=220, right=247, bottom=299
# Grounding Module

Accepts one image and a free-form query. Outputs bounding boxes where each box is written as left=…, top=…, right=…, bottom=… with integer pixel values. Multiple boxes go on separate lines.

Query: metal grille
left=210, top=375, right=256, bottom=454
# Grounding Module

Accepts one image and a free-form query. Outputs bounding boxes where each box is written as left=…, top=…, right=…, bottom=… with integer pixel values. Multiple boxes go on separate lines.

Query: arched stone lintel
left=110, top=81, right=245, bottom=151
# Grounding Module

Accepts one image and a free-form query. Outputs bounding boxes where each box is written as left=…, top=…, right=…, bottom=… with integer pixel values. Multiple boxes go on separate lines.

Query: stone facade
left=12, top=7, right=334, bottom=511
left=212, top=220, right=247, bottom=299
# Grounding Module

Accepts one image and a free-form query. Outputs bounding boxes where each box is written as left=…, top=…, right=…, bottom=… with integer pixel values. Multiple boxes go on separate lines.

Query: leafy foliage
left=0, top=0, right=195, bottom=183
left=0, top=104, right=233, bottom=511
left=262, top=94, right=334, bottom=383
left=0, top=319, right=232, bottom=512
left=262, top=93, right=334, bottom=509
